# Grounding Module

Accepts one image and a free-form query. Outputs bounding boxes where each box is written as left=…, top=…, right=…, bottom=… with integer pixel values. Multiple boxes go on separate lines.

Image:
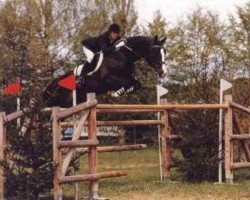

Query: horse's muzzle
left=158, top=69, right=167, bottom=77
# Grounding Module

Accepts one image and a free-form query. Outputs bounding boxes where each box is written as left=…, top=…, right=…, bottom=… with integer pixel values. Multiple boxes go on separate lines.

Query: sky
left=135, top=0, right=249, bottom=25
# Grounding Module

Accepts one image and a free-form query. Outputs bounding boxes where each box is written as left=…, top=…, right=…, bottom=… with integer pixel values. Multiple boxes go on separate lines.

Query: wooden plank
left=59, top=140, right=99, bottom=148
left=230, top=102, right=250, bottom=115
left=97, top=103, right=228, bottom=111
left=230, top=134, right=250, bottom=140
left=61, top=120, right=165, bottom=127
left=4, top=109, right=25, bottom=122
left=76, top=144, right=147, bottom=154
left=5, top=100, right=41, bottom=122
left=19, top=117, right=31, bottom=136
left=167, top=135, right=182, bottom=140
left=4, top=105, right=54, bottom=123
left=61, top=110, right=90, bottom=176
left=0, top=112, right=6, bottom=199
left=160, top=103, right=171, bottom=181
left=230, top=162, right=250, bottom=170
left=87, top=93, right=99, bottom=199
left=97, top=108, right=165, bottom=113
left=59, top=171, right=127, bottom=184
left=224, top=95, right=234, bottom=183
left=233, top=114, right=250, bottom=161
left=97, top=120, right=165, bottom=126
left=58, top=100, right=97, bottom=119
left=97, top=144, right=147, bottom=152
left=52, top=107, right=63, bottom=200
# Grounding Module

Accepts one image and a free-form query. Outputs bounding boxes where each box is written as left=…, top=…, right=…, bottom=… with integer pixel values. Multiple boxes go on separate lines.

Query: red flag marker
left=4, top=83, right=21, bottom=96
left=58, top=75, right=76, bottom=91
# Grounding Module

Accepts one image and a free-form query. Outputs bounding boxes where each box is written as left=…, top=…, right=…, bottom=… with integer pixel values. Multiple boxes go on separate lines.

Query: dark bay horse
left=43, top=35, right=167, bottom=107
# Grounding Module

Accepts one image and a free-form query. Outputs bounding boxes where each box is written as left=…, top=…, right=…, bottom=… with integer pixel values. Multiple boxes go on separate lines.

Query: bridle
left=115, top=39, right=167, bottom=68
left=115, top=38, right=141, bottom=59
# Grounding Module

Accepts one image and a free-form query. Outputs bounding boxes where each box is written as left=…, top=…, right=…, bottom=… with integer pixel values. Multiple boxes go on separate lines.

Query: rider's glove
left=115, top=41, right=125, bottom=50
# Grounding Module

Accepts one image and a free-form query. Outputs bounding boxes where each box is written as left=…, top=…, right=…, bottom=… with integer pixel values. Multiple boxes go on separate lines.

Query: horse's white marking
left=88, top=51, right=104, bottom=76
left=113, top=87, right=125, bottom=97
left=160, top=48, right=167, bottom=75
left=125, top=85, right=134, bottom=94
left=74, top=64, right=84, bottom=76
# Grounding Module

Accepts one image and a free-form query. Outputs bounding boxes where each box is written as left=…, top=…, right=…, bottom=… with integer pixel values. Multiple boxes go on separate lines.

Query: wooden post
left=224, top=95, right=234, bottom=183
left=87, top=93, right=99, bottom=199
left=160, top=99, right=171, bottom=181
left=52, top=107, right=63, bottom=200
left=0, top=112, right=6, bottom=199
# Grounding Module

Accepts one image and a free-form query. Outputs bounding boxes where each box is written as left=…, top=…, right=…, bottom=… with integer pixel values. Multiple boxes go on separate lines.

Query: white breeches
left=83, top=46, right=94, bottom=63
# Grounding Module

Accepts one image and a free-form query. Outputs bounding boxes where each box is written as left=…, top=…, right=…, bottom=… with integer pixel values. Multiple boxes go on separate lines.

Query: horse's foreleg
left=108, top=79, right=141, bottom=97
left=109, top=86, right=126, bottom=97
left=125, top=80, right=141, bottom=94
left=106, top=73, right=142, bottom=97
left=105, top=75, right=131, bottom=97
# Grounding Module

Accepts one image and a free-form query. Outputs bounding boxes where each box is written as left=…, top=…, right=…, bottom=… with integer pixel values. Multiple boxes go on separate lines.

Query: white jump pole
left=72, top=89, right=79, bottom=200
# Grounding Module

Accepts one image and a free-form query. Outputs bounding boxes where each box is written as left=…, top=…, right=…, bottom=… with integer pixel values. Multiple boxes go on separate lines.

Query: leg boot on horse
left=106, top=74, right=142, bottom=97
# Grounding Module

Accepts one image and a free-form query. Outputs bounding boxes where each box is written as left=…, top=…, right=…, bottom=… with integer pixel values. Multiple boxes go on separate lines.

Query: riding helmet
left=108, top=23, right=120, bottom=34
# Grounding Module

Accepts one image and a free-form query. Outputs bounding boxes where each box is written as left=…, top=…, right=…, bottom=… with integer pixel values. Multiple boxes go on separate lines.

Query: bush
left=176, top=110, right=219, bottom=182
left=2, top=101, right=55, bottom=199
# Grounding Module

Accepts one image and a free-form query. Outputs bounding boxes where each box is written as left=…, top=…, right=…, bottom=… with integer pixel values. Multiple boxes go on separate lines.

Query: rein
left=124, top=44, right=142, bottom=60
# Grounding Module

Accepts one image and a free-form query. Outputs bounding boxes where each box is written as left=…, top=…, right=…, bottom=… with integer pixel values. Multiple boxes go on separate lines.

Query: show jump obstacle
left=0, top=93, right=250, bottom=199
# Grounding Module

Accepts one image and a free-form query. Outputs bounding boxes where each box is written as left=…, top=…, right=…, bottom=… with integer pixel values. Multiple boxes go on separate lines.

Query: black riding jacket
left=82, top=31, right=120, bottom=55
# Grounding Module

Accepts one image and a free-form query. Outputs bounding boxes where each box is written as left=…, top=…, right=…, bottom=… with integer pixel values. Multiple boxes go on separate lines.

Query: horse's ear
left=160, top=37, right=166, bottom=44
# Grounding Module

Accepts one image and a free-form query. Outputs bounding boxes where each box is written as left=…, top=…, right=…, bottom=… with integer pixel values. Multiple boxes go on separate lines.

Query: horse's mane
left=127, top=36, right=153, bottom=47
left=126, top=36, right=153, bottom=56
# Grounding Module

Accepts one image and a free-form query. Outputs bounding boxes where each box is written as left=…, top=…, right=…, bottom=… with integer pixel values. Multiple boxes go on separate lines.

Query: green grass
left=61, top=147, right=250, bottom=200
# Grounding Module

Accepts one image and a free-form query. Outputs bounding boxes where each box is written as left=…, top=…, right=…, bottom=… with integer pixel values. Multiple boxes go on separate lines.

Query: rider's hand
left=115, top=41, right=125, bottom=50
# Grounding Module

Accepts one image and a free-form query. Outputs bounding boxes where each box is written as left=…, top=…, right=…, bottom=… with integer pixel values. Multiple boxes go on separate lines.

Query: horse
left=43, top=35, right=167, bottom=107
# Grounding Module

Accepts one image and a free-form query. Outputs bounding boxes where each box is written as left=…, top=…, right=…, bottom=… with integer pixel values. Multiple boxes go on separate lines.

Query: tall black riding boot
left=83, top=62, right=93, bottom=75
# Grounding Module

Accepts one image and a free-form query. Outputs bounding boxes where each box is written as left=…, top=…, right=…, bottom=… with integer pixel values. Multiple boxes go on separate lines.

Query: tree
left=3, top=98, right=54, bottom=199
left=226, top=3, right=250, bottom=105
left=0, top=1, right=84, bottom=198
left=164, top=8, right=227, bottom=181
left=73, top=0, right=138, bottom=62
left=148, top=10, right=168, bottom=37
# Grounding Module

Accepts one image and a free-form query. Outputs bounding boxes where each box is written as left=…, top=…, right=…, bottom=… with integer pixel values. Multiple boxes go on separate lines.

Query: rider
left=78, top=23, right=126, bottom=83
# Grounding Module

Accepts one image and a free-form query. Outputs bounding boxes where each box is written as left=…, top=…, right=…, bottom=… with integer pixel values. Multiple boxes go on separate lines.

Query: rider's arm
left=98, top=37, right=115, bottom=55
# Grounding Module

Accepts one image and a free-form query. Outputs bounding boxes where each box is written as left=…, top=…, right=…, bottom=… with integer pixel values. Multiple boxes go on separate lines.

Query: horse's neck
left=127, top=37, right=152, bottom=59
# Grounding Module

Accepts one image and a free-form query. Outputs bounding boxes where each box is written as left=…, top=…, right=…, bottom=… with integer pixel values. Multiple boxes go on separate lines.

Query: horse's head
left=145, top=35, right=167, bottom=77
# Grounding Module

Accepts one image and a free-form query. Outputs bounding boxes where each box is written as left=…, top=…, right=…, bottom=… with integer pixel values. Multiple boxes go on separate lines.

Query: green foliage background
left=0, top=0, right=249, bottom=198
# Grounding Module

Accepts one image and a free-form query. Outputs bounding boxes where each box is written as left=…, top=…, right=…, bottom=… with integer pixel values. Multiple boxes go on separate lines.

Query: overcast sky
left=135, top=0, right=249, bottom=25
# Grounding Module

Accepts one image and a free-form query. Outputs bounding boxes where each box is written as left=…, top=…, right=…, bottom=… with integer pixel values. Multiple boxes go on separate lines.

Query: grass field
left=62, top=147, right=250, bottom=200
